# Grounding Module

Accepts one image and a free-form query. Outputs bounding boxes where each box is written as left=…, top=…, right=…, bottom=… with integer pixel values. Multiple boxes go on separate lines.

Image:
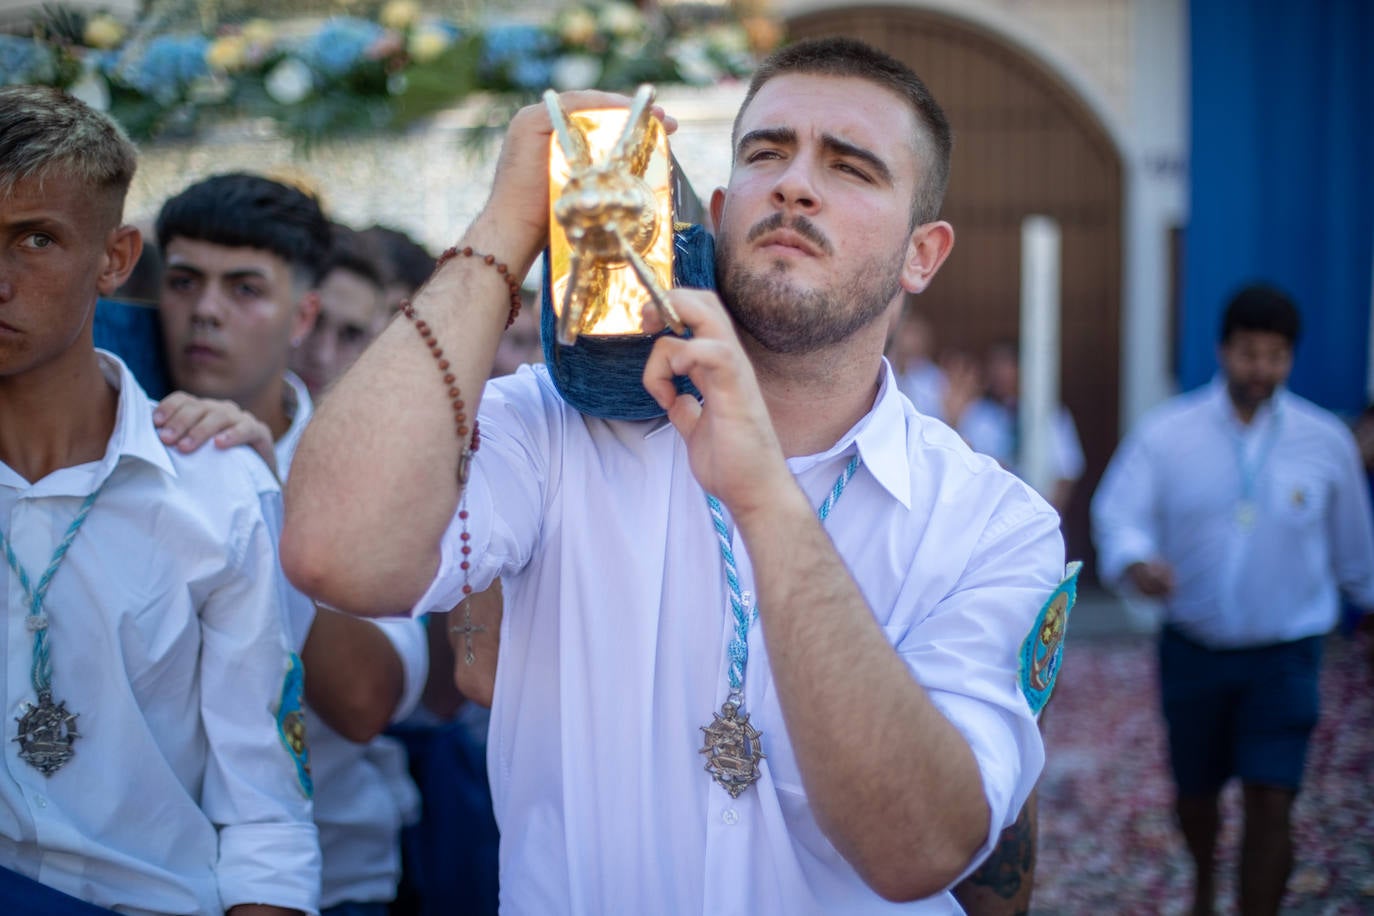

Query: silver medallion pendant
left=14, top=691, right=79, bottom=776
left=699, top=699, right=765, bottom=798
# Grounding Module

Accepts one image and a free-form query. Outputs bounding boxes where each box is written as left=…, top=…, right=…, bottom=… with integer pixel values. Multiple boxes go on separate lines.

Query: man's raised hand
left=641, top=290, right=793, bottom=519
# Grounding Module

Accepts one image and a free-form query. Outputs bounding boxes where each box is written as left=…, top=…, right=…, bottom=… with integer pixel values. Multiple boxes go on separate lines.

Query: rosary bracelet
left=398, top=245, right=523, bottom=480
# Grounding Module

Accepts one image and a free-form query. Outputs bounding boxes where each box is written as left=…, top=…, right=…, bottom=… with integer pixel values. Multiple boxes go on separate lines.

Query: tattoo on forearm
left=966, top=806, right=1034, bottom=900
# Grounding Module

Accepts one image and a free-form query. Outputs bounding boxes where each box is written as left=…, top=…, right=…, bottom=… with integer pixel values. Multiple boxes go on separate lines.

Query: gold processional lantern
left=544, top=84, right=687, bottom=345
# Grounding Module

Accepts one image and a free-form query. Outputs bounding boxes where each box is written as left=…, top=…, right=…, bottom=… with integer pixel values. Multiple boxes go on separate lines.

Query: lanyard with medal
left=1, top=484, right=104, bottom=775
left=1232, top=408, right=1281, bottom=530
left=699, top=455, right=861, bottom=797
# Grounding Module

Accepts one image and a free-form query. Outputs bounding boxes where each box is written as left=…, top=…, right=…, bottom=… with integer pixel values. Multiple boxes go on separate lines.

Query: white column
left=1020, top=215, right=1061, bottom=498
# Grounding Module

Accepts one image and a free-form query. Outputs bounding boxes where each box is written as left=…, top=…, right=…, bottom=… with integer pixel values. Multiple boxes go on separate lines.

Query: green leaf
left=393, top=33, right=482, bottom=126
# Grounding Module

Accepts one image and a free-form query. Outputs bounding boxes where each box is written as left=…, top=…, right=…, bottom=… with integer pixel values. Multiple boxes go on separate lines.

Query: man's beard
left=715, top=215, right=906, bottom=355
left=1228, top=377, right=1278, bottom=414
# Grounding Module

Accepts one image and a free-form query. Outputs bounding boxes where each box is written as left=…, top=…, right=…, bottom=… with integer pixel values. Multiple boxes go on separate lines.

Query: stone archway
left=788, top=6, right=1123, bottom=576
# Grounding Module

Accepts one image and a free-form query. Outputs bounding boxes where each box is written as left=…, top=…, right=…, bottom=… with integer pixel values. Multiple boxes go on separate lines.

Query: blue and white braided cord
left=0, top=486, right=104, bottom=695
left=705, top=454, right=861, bottom=693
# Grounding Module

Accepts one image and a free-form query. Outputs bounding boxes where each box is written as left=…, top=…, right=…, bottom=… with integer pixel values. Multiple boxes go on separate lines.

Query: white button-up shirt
left=0, top=353, right=319, bottom=914
left=275, top=372, right=428, bottom=908
left=1092, top=378, right=1374, bottom=648
left=414, top=362, right=1065, bottom=914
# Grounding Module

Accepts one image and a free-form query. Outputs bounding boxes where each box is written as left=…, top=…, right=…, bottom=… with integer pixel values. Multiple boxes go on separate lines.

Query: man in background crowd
left=289, top=223, right=388, bottom=399
left=151, top=172, right=428, bottom=916
left=1093, top=283, right=1374, bottom=916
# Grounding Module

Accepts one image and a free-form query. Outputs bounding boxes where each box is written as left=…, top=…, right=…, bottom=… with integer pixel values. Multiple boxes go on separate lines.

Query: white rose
left=67, top=65, right=110, bottom=112
left=552, top=54, right=602, bottom=90
left=265, top=58, right=313, bottom=105
left=671, top=41, right=719, bottom=85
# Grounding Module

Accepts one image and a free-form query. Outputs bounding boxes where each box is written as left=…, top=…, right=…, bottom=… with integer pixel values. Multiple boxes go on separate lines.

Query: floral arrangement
left=0, top=1, right=780, bottom=142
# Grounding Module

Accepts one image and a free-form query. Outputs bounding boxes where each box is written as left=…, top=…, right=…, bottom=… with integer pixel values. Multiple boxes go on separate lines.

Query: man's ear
left=291, top=289, right=322, bottom=347
left=708, top=187, right=727, bottom=235
left=96, top=225, right=143, bottom=297
left=900, top=220, right=955, bottom=295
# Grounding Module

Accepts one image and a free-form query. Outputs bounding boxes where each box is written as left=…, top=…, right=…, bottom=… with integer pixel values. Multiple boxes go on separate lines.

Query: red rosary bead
left=433, top=244, right=523, bottom=330
left=398, top=245, right=520, bottom=650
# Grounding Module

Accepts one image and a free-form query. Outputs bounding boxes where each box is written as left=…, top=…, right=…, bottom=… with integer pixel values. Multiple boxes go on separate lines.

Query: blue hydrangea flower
left=87, top=49, right=119, bottom=77
left=116, top=34, right=210, bottom=105
left=299, top=17, right=385, bottom=79
left=511, top=57, right=554, bottom=91
left=432, top=21, right=463, bottom=42
left=481, top=24, right=555, bottom=90
left=0, top=35, right=56, bottom=86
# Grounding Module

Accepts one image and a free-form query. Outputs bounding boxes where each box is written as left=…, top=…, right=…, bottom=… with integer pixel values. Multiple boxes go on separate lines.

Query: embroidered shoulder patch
left=275, top=652, right=313, bottom=798
left=1018, top=561, right=1081, bottom=716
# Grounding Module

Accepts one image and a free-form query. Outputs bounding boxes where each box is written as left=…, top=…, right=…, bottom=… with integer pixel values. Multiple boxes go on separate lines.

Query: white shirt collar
left=99, top=350, right=177, bottom=479
left=275, top=371, right=315, bottom=479
left=801, top=360, right=912, bottom=510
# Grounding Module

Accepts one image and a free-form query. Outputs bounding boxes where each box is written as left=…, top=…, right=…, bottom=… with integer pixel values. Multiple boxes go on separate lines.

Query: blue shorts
left=1158, top=626, right=1322, bottom=796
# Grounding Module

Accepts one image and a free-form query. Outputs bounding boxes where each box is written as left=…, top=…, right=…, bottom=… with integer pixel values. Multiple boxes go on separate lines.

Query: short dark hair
left=733, top=37, right=952, bottom=224
left=322, top=223, right=385, bottom=290
left=1220, top=283, right=1301, bottom=345
left=0, top=85, right=137, bottom=223
left=156, top=172, right=331, bottom=287
left=359, top=224, right=436, bottom=294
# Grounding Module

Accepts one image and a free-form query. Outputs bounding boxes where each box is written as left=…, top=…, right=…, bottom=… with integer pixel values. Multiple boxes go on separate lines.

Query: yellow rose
left=560, top=9, right=597, bottom=47
left=380, top=0, right=421, bottom=31
left=206, top=35, right=248, bottom=73
left=408, top=26, right=451, bottom=64
left=242, top=19, right=275, bottom=48
left=598, top=3, right=643, bottom=38
left=83, top=14, right=126, bottom=50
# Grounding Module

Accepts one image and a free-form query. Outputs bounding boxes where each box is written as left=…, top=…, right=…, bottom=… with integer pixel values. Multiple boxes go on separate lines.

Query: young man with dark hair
left=1094, top=282, right=1374, bottom=915
left=155, top=172, right=327, bottom=463
left=358, top=225, right=436, bottom=317
left=153, top=173, right=427, bottom=916
left=289, top=223, right=388, bottom=398
left=284, top=38, right=1070, bottom=911
left=0, top=86, right=318, bottom=915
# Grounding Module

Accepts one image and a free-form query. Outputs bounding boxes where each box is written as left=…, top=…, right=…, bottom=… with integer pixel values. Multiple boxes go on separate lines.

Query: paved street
left=1031, top=589, right=1374, bottom=914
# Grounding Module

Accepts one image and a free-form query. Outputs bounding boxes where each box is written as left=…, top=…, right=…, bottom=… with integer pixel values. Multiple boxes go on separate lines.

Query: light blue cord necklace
left=699, top=454, right=860, bottom=797
left=1, top=483, right=104, bottom=776
left=1231, top=405, right=1282, bottom=529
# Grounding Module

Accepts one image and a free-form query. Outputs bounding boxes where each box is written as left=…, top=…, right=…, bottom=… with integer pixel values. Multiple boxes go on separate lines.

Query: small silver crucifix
left=450, top=600, right=486, bottom=666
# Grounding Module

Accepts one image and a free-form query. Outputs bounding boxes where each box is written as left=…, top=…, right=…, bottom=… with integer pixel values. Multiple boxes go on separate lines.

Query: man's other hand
left=154, top=390, right=277, bottom=476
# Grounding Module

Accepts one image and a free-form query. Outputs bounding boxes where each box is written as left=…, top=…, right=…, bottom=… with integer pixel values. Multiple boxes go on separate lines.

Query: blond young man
left=0, top=86, right=318, bottom=916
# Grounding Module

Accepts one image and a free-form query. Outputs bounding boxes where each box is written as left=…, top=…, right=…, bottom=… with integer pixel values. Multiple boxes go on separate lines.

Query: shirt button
left=722, top=808, right=739, bottom=825
left=35, top=796, right=47, bottom=809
